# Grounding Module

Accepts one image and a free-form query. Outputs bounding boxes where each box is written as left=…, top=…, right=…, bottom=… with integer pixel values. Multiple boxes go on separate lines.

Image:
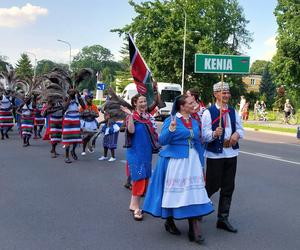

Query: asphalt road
left=0, top=127, right=299, bottom=250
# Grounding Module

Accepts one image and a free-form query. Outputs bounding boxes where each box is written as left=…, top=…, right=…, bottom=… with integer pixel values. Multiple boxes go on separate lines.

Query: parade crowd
left=0, top=75, right=244, bottom=245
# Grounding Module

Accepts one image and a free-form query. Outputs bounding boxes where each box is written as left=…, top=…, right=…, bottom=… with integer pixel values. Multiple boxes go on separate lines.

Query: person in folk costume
left=0, top=65, right=29, bottom=136
left=61, top=68, right=93, bottom=164
left=202, top=82, right=244, bottom=233
left=186, top=88, right=207, bottom=118
left=0, top=91, right=14, bottom=139
left=79, top=92, right=99, bottom=155
left=98, top=111, right=121, bottom=162
left=41, top=68, right=71, bottom=158
left=186, top=88, right=206, bottom=167
left=42, top=99, right=64, bottom=158
left=17, top=94, right=36, bottom=147
left=33, top=97, right=45, bottom=139
left=14, top=90, right=25, bottom=134
left=143, top=95, right=214, bottom=245
left=120, top=94, right=160, bottom=221
left=62, top=88, right=85, bottom=163
left=122, top=83, right=163, bottom=189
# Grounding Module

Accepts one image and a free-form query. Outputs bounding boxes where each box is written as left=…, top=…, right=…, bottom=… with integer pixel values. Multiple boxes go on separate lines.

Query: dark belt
left=223, top=140, right=231, bottom=148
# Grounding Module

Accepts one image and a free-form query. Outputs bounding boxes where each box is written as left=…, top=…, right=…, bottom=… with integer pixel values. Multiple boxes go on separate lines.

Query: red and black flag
left=128, top=34, right=154, bottom=105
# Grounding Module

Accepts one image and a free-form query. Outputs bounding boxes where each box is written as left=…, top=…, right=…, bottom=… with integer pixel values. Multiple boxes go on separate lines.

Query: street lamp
left=25, top=51, right=37, bottom=81
left=57, top=39, right=72, bottom=71
left=179, top=7, right=187, bottom=94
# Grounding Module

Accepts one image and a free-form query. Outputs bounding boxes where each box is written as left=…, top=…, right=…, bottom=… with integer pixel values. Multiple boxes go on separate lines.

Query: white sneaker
left=81, top=152, right=86, bottom=156
left=108, top=157, right=116, bottom=162
left=98, top=156, right=108, bottom=161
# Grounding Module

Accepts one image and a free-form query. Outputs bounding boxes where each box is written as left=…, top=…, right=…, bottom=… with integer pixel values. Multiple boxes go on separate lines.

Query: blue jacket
left=159, top=116, right=205, bottom=166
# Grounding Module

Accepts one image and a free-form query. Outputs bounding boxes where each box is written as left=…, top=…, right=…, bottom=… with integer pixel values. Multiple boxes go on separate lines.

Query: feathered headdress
left=42, top=67, right=93, bottom=104
left=0, top=65, right=30, bottom=99
left=102, top=87, right=133, bottom=121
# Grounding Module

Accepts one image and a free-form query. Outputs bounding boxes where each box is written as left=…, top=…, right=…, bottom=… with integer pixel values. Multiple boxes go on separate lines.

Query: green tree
left=36, top=60, right=69, bottom=76
left=0, top=55, right=9, bottom=72
left=250, top=60, right=270, bottom=75
left=15, top=53, right=34, bottom=80
left=272, top=0, right=300, bottom=108
left=259, top=63, right=276, bottom=108
left=113, top=0, right=253, bottom=103
left=71, top=45, right=122, bottom=91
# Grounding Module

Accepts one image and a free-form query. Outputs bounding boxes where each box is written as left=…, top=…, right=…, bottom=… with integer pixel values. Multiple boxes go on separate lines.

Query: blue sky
left=0, top=0, right=277, bottom=66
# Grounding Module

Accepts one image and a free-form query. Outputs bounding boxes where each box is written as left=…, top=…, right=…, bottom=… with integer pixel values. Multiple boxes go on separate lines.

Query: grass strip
left=244, top=123, right=297, bottom=134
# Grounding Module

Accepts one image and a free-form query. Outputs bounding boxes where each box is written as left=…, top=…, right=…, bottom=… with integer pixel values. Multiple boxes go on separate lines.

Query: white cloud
left=264, top=36, right=277, bottom=47
left=27, top=48, right=80, bottom=64
left=261, top=35, right=277, bottom=61
left=0, top=3, right=48, bottom=28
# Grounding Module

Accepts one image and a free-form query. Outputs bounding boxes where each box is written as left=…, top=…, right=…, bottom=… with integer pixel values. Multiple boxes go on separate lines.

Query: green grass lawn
left=243, top=122, right=297, bottom=134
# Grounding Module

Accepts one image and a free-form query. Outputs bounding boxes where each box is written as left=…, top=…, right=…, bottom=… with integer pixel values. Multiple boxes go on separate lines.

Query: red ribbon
left=212, top=109, right=230, bottom=128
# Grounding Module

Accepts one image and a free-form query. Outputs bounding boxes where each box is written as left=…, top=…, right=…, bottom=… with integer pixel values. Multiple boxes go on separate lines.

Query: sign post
left=194, top=53, right=250, bottom=128
left=194, top=54, right=250, bottom=74
left=96, top=82, right=106, bottom=101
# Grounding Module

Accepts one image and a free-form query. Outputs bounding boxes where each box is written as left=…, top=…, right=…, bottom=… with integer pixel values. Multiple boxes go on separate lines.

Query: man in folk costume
left=0, top=92, right=14, bottom=139
left=202, top=82, right=244, bottom=233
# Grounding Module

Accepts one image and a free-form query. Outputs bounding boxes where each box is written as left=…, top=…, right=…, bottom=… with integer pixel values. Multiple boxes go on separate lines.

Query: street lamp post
left=57, top=39, right=72, bottom=71
left=25, top=51, right=37, bottom=81
left=180, top=8, right=187, bottom=94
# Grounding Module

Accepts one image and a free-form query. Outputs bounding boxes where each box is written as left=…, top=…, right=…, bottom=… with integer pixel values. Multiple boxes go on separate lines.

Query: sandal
left=133, top=209, right=143, bottom=221
left=124, top=182, right=132, bottom=190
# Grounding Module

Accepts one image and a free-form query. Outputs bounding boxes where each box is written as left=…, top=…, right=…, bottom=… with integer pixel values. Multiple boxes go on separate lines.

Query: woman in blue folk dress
left=143, top=95, right=214, bottom=244
left=121, top=94, right=160, bottom=221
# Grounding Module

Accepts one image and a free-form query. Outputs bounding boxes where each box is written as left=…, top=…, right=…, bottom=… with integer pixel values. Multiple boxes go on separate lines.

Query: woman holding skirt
left=143, top=95, right=213, bottom=244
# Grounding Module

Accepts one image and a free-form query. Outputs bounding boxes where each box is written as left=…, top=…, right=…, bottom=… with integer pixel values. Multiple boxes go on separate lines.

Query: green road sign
left=194, top=54, right=250, bottom=74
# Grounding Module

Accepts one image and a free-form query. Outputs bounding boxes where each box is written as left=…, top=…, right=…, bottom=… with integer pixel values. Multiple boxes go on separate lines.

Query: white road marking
left=240, top=151, right=300, bottom=166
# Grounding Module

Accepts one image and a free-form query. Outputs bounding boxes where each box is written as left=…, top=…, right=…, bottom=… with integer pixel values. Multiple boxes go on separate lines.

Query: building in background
left=242, top=75, right=262, bottom=93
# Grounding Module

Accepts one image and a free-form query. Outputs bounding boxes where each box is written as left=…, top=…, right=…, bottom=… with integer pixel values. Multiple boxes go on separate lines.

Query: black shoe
left=70, top=150, right=78, bottom=160
left=217, top=220, right=238, bottom=233
left=65, top=158, right=72, bottom=164
left=5, top=133, right=9, bottom=139
left=164, top=220, right=181, bottom=235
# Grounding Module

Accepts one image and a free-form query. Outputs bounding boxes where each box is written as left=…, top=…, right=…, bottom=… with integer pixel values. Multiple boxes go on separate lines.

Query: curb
left=244, top=127, right=297, bottom=137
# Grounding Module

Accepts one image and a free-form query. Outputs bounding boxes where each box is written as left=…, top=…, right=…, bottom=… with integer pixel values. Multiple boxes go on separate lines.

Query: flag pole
left=219, top=73, right=224, bottom=128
